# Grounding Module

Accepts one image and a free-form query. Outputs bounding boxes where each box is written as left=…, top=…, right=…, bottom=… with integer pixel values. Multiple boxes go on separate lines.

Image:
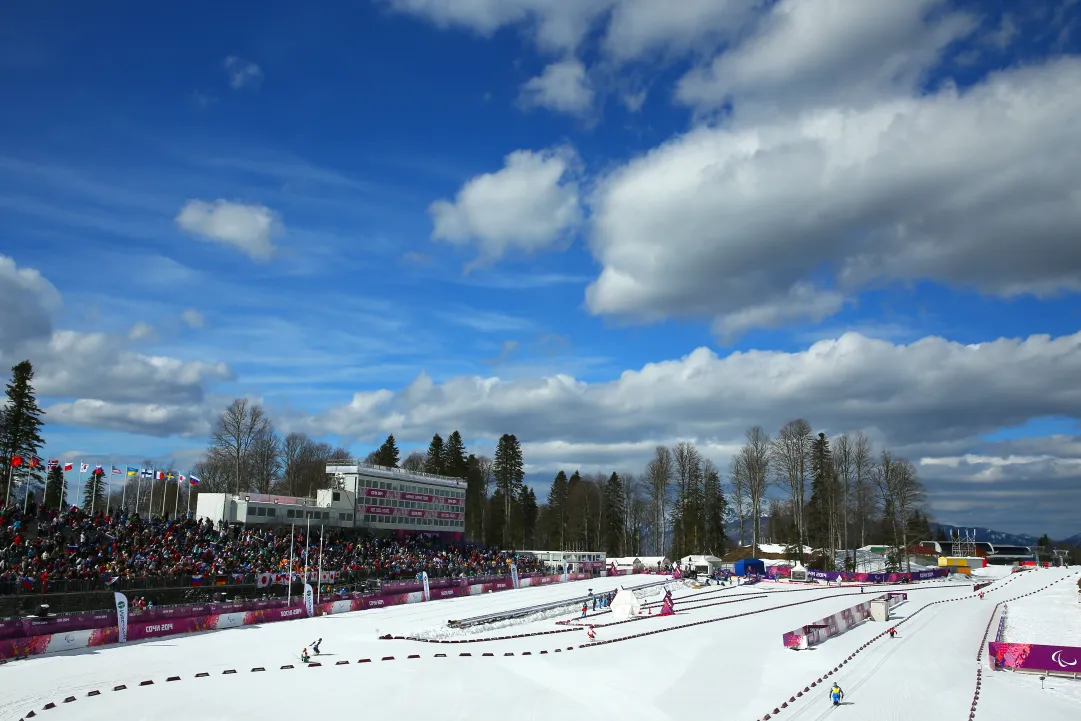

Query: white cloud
left=586, top=58, right=1081, bottom=337
left=223, top=56, right=263, bottom=89
left=0, top=254, right=61, bottom=352
left=676, top=0, right=976, bottom=116
left=175, top=199, right=280, bottom=260
left=181, top=309, right=205, bottom=328
left=128, top=321, right=156, bottom=341
left=518, top=59, right=594, bottom=115
left=429, top=148, right=582, bottom=266
left=310, top=329, right=1081, bottom=458
left=0, top=254, right=233, bottom=437
left=601, top=0, right=757, bottom=61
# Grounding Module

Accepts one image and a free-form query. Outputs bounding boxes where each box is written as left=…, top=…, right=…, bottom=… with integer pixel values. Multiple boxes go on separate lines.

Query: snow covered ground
left=0, top=568, right=1078, bottom=721
left=1001, top=569, right=1081, bottom=646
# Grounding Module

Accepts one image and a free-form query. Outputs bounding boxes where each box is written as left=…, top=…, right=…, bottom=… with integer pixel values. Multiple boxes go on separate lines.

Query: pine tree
left=464, top=454, right=485, bottom=541
left=44, top=464, right=65, bottom=509
left=492, top=434, right=524, bottom=546
left=702, top=462, right=728, bottom=556
left=547, top=471, right=569, bottom=550
left=602, top=472, right=625, bottom=556
left=425, top=433, right=445, bottom=475
left=1, top=360, right=46, bottom=504
left=519, top=486, right=538, bottom=548
left=934, top=525, right=950, bottom=543
left=373, top=434, right=400, bottom=468
left=83, top=467, right=108, bottom=514
left=806, top=432, right=833, bottom=551
left=442, top=431, right=468, bottom=478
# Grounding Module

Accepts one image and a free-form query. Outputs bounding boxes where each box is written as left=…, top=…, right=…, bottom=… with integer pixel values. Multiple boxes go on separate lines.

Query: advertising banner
left=988, top=642, right=1081, bottom=675
left=511, top=564, right=520, bottom=589
left=114, top=592, right=129, bottom=644
left=782, top=592, right=908, bottom=649
left=421, top=571, right=430, bottom=601
left=303, top=583, right=314, bottom=618
left=806, top=568, right=948, bottom=583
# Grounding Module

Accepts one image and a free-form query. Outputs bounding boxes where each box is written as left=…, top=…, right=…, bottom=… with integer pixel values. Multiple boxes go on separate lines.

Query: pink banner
left=361, top=505, right=464, bottom=520
left=0, top=572, right=592, bottom=661
left=363, top=488, right=462, bottom=506
left=988, top=642, right=1081, bottom=675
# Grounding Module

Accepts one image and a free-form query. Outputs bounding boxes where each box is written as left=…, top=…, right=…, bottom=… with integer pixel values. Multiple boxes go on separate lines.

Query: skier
left=581, top=602, right=588, bottom=618
left=587, top=626, right=596, bottom=641
left=300, top=648, right=310, bottom=663
left=888, top=627, right=897, bottom=638
left=310, top=638, right=322, bottom=655
left=829, top=683, right=844, bottom=706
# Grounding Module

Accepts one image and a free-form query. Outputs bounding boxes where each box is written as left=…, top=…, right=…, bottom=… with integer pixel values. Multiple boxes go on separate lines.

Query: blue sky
left=2, top=0, right=1080, bottom=537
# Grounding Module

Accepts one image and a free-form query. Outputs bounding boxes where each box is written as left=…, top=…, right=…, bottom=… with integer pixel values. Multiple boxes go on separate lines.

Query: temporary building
left=609, top=588, right=642, bottom=620
left=680, top=555, right=725, bottom=576
left=733, top=558, right=766, bottom=577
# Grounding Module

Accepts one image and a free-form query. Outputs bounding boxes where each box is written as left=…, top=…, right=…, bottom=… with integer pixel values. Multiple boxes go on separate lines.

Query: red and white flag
left=47, top=459, right=59, bottom=469
left=63, top=462, right=73, bottom=471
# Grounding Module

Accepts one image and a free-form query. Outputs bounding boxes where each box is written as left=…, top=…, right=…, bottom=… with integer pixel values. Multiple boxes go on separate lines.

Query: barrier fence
left=806, top=568, right=948, bottom=583
left=0, top=572, right=592, bottom=661
left=987, top=641, right=1081, bottom=677
left=781, top=592, right=908, bottom=649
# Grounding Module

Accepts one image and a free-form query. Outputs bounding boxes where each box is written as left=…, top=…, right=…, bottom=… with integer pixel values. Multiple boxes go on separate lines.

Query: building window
left=246, top=506, right=256, bottom=516
left=257, top=507, right=266, bottom=516
left=333, top=492, right=341, bottom=501
left=267, top=508, right=275, bottom=517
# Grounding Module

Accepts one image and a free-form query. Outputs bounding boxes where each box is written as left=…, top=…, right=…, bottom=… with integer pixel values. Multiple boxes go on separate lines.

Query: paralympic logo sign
left=988, top=642, right=1081, bottom=673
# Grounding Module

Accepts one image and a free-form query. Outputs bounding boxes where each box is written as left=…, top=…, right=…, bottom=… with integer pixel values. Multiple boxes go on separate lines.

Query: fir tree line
left=0, top=360, right=47, bottom=509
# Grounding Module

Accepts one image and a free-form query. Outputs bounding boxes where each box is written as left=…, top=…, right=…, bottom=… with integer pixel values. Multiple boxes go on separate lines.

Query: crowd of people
left=0, top=502, right=545, bottom=595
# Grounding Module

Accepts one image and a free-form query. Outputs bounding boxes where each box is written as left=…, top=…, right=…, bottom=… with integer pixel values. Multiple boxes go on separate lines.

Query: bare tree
left=191, top=450, right=234, bottom=497
left=645, top=445, right=673, bottom=556
left=728, top=456, right=748, bottom=546
left=894, top=458, right=926, bottom=572
left=246, top=426, right=283, bottom=494
left=739, top=425, right=772, bottom=558
left=771, top=418, right=813, bottom=562
left=402, top=451, right=426, bottom=472
left=832, top=433, right=854, bottom=565
left=282, top=432, right=314, bottom=496
left=210, top=399, right=270, bottom=496
left=853, top=431, right=875, bottom=549
left=873, top=449, right=902, bottom=568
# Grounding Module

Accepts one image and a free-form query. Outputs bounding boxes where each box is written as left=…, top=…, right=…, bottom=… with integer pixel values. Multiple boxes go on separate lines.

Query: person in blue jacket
left=829, top=683, right=844, bottom=706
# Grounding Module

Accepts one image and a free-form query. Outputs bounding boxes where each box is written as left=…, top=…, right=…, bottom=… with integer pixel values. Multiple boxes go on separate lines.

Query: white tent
left=609, top=587, right=642, bottom=620
left=680, top=555, right=724, bottom=575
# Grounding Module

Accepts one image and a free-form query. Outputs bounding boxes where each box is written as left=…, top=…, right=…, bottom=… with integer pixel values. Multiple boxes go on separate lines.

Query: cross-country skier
left=829, top=683, right=844, bottom=706
left=310, top=638, right=322, bottom=655
left=888, top=627, right=897, bottom=638
left=587, top=626, right=596, bottom=641
left=301, top=648, right=310, bottom=663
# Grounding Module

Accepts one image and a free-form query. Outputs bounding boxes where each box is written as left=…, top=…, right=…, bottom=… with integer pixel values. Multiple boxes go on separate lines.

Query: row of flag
left=3, top=456, right=200, bottom=485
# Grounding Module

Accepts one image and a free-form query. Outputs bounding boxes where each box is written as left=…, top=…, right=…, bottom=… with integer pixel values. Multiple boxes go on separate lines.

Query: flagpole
left=4, top=462, right=13, bottom=507
left=23, top=467, right=31, bottom=512
left=121, top=473, right=128, bottom=515
left=186, top=475, right=191, bottom=517
left=105, top=470, right=113, bottom=517
left=317, top=524, right=324, bottom=604
left=146, top=468, right=154, bottom=518
left=60, top=466, right=67, bottom=509
left=90, top=469, right=97, bottom=516
left=287, top=524, right=295, bottom=605
left=304, top=515, right=310, bottom=585
left=134, top=472, right=142, bottom=516
left=160, top=473, right=169, bottom=518
left=173, top=475, right=180, bottom=519
left=42, top=465, right=49, bottom=510
left=77, top=461, right=84, bottom=510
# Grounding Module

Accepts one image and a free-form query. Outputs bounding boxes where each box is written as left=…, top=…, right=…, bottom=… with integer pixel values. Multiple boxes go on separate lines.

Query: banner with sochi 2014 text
left=510, top=564, right=520, bottom=589
left=114, top=592, right=129, bottom=644
left=421, top=571, right=431, bottom=601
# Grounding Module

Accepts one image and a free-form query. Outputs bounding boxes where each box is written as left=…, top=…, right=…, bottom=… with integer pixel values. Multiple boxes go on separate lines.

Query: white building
left=679, top=554, right=725, bottom=576
left=195, top=489, right=359, bottom=528
left=521, top=549, right=607, bottom=574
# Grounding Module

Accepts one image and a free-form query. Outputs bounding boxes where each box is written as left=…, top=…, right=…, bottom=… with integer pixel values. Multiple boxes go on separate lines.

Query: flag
left=20, top=577, right=34, bottom=591
left=179, top=474, right=185, bottom=483
left=80, top=463, right=89, bottom=473
left=155, top=471, right=164, bottom=480
left=63, top=462, right=73, bottom=471
left=28, top=457, right=40, bottom=468
left=126, top=467, right=137, bottom=477
left=111, top=466, right=122, bottom=475
left=47, top=459, right=59, bottom=469
left=191, top=574, right=203, bottom=586
left=189, top=475, right=200, bottom=485
left=140, top=469, right=152, bottom=479
left=11, top=456, right=22, bottom=467
left=94, top=465, right=103, bottom=473
left=166, top=472, right=175, bottom=481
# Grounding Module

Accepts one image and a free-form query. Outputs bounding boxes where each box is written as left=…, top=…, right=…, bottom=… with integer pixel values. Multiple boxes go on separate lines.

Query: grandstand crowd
left=0, top=502, right=544, bottom=595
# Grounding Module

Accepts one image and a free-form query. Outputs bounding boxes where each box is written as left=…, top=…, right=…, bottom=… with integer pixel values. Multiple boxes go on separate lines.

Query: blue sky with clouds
left=2, top=0, right=1081, bottom=537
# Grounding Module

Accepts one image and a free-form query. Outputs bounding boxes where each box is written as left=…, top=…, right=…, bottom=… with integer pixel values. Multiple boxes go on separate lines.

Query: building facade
left=327, top=463, right=466, bottom=541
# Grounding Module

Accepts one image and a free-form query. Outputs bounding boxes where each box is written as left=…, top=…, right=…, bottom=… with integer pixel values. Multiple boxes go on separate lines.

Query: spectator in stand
left=0, top=502, right=543, bottom=594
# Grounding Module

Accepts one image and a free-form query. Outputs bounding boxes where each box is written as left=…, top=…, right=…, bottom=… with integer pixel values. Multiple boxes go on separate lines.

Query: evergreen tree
left=83, top=467, right=107, bottom=514
left=44, top=464, right=65, bottom=509
left=602, top=472, right=625, bottom=556
left=372, top=434, right=400, bottom=468
left=485, top=491, right=506, bottom=548
left=934, top=525, right=950, bottom=543
left=702, top=462, right=728, bottom=556
left=1, top=360, right=46, bottom=503
left=806, top=432, right=833, bottom=550
left=906, top=510, right=932, bottom=543
left=492, top=434, right=524, bottom=546
left=442, top=431, right=468, bottom=478
left=424, top=433, right=445, bottom=475
left=547, top=471, right=569, bottom=550
left=519, top=486, right=538, bottom=548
